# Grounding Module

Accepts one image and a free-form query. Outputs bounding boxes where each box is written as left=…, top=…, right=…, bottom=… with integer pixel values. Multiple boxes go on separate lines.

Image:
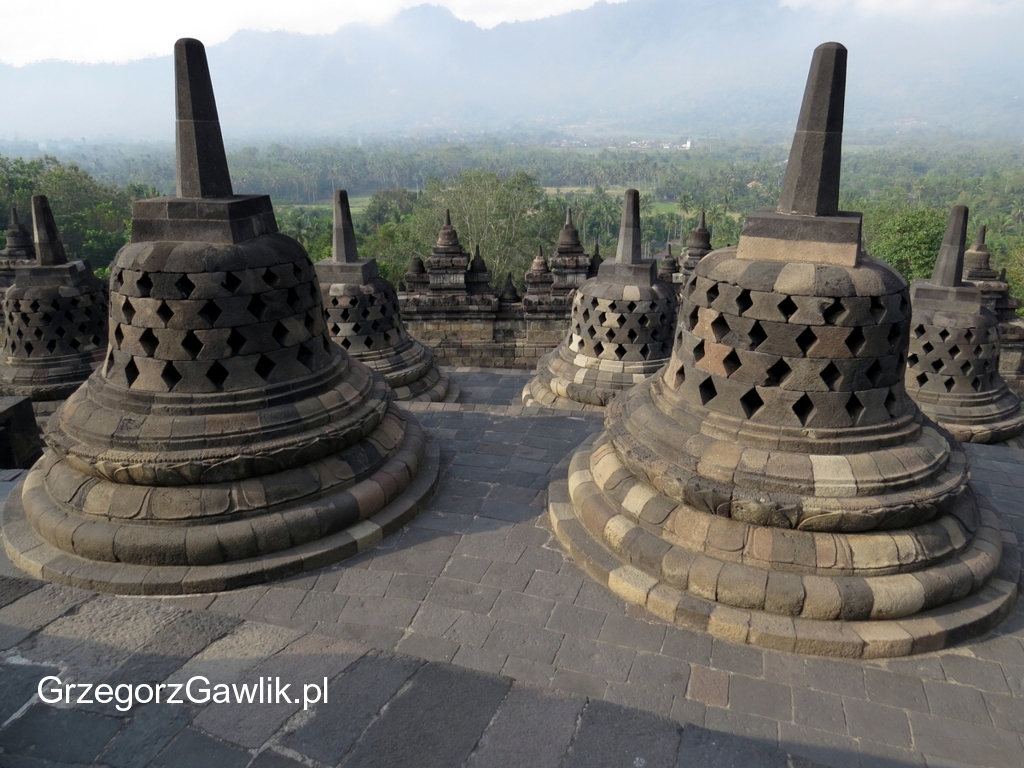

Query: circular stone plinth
left=2, top=439, right=439, bottom=595
left=549, top=437, right=1019, bottom=658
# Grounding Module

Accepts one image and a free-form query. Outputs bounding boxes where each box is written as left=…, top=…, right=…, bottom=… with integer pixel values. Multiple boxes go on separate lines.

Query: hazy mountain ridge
left=2, top=0, right=1022, bottom=142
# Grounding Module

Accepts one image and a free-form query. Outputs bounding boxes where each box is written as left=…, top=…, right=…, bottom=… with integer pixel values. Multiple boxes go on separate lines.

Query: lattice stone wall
left=567, top=292, right=676, bottom=363
left=105, top=239, right=333, bottom=394
left=665, top=258, right=911, bottom=430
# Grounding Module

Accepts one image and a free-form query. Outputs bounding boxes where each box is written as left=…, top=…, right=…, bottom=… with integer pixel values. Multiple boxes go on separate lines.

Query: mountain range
left=2, top=0, right=1023, bottom=142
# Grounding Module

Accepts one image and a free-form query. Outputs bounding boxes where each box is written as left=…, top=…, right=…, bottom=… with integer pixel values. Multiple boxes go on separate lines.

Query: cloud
left=0, top=0, right=629, bottom=67
left=778, top=0, right=1022, bottom=17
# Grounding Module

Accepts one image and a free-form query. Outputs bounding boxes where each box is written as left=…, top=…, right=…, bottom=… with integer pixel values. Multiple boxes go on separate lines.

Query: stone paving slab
left=2, top=368, right=1024, bottom=766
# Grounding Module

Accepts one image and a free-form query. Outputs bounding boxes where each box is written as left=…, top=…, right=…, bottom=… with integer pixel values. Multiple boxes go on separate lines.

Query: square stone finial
left=30, top=195, right=67, bottom=266
left=333, top=190, right=360, bottom=264
left=777, top=42, right=847, bottom=218
left=931, top=205, right=968, bottom=288
left=175, top=38, right=233, bottom=199
left=615, top=189, right=643, bottom=265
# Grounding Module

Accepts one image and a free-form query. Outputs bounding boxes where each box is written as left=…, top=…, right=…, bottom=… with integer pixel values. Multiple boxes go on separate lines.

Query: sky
left=1, top=0, right=1019, bottom=67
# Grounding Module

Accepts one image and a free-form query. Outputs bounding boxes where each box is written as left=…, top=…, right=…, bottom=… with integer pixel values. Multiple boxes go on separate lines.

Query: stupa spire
left=931, top=205, right=968, bottom=288
left=332, top=189, right=359, bottom=263
left=175, top=38, right=232, bottom=199
left=31, top=195, right=67, bottom=266
left=777, top=42, right=847, bottom=217
left=615, top=189, right=643, bottom=264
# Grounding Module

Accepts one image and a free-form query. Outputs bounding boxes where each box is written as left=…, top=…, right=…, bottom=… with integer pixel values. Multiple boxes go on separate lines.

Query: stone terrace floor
left=2, top=368, right=1024, bottom=767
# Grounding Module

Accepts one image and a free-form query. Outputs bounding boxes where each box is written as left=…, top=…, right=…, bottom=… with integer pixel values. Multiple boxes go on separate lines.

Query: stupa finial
left=332, top=190, right=359, bottom=263
left=174, top=38, right=232, bottom=199
left=931, top=205, right=968, bottom=288
left=777, top=42, right=847, bottom=217
left=615, top=189, right=643, bottom=265
left=31, top=195, right=67, bottom=266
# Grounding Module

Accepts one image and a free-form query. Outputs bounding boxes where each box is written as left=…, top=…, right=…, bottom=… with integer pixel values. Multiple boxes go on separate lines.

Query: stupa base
left=388, top=364, right=454, bottom=403
left=1, top=441, right=439, bottom=596
left=521, top=375, right=606, bottom=412
left=548, top=437, right=1020, bottom=658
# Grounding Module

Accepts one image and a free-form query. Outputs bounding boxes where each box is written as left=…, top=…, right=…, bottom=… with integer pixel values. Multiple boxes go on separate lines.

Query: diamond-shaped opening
left=916, top=372, right=928, bottom=387
left=639, top=343, right=650, bottom=357
left=870, top=296, right=886, bottom=321
left=365, top=336, right=375, bottom=349
left=736, top=289, right=753, bottom=315
left=361, top=307, right=371, bottom=320
left=945, top=377, right=955, bottom=392
left=45, top=339, right=56, bottom=353
left=693, top=340, right=705, bottom=362
left=964, top=329, right=975, bottom=343
left=56, top=326, right=66, bottom=338
left=779, top=296, right=798, bottom=320
left=305, top=312, right=317, bottom=335
left=222, top=272, right=242, bottom=293
left=931, top=359, right=943, bottom=373
left=293, top=262, right=303, bottom=280
left=582, top=309, right=590, bottom=323
left=638, top=314, right=649, bottom=328
left=939, top=328, right=950, bottom=341
left=227, top=329, right=246, bottom=356
left=161, top=361, right=182, bottom=390
left=914, top=324, right=926, bottom=338
left=32, top=328, right=42, bottom=340
left=845, top=393, right=865, bottom=424
left=820, top=361, right=841, bottom=390
left=255, top=354, right=276, bottom=380
left=698, top=377, right=717, bottom=405
left=593, top=341, right=604, bottom=356
left=792, top=393, right=814, bottom=425
left=272, top=321, right=289, bottom=346
left=63, top=310, right=74, bottom=321
left=175, top=274, right=196, bottom=299
left=590, top=297, right=600, bottom=309
left=740, top=387, right=764, bottom=418
left=206, top=361, right=229, bottom=390
left=586, top=325, right=597, bottom=339
left=706, top=284, right=719, bottom=305
left=138, top=328, right=158, bottom=356
left=297, top=343, right=315, bottom=370
left=598, top=312, right=607, bottom=325
left=613, top=344, right=626, bottom=360
left=156, top=301, right=174, bottom=325
left=28, top=300, right=39, bottom=313
left=710, top=314, right=730, bottom=342
left=766, top=358, right=791, bottom=385
left=922, top=342, right=934, bottom=354
left=824, top=299, right=844, bottom=325
left=609, top=301, right=618, bottom=312
left=114, top=325, right=124, bottom=348
left=340, top=308, right=350, bottom=321
left=181, top=330, right=204, bottom=360
left=352, top=323, right=362, bottom=335
left=248, top=295, right=267, bottom=321
left=972, top=376, right=982, bottom=392
left=23, top=341, right=33, bottom=355
left=627, top=328, right=638, bottom=343
left=40, top=312, right=52, bottom=323
left=845, top=326, right=866, bottom=355
left=262, top=267, right=280, bottom=287
left=113, top=270, right=124, bottom=289
left=627, top=301, right=637, bottom=313
left=887, top=324, right=902, bottom=351
left=884, top=389, right=899, bottom=417
left=673, top=363, right=686, bottom=389
left=614, top=314, right=626, bottom=328
left=136, top=273, right=153, bottom=297
left=287, top=287, right=302, bottom=312
left=866, top=359, right=883, bottom=386
left=960, top=361, right=971, bottom=375
left=723, top=349, right=741, bottom=377
left=796, top=327, right=817, bottom=354
left=124, top=358, right=138, bottom=387
left=744, top=320, right=766, bottom=350
left=122, top=297, right=136, bottom=324
left=340, top=337, right=351, bottom=349
left=687, top=307, right=700, bottom=332
left=199, top=301, right=222, bottom=324
left=948, top=344, right=960, bottom=358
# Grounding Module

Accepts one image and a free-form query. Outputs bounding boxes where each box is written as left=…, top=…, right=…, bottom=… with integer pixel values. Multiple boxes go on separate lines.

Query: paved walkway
left=2, top=368, right=1024, bottom=767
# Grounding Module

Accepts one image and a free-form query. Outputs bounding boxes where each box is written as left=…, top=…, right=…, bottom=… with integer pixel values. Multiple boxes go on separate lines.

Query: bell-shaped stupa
left=547, top=43, right=1018, bottom=658
left=0, top=206, right=38, bottom=337
left=522, top=190, right=678, bottom=410
left=680, top=211, right=712, bottom=279
left=1, top=39, right=439, bottom=594
left=317, top=190, right=451, bottom=402
left=904, top=207, right=1024, bottom=443
left=0, top=196, right=108, bottom=427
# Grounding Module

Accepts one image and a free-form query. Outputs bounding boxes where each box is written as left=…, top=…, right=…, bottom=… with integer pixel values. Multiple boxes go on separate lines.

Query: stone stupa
left=0, top=207, right=37, bottom=336
left=961, top=226, right=1024, bottom=395
left=548, top=43, right=1018, bottom=658
left=521, top=190, right=678, bottom=410
left=317, top=190, right=452, bottom=402
left=904, top=206, right=1024, bottom=443
left=680, top=210, right=712, bottom=279
left=0, top=195, right=108, bottom=427
left=1, top=38, right=439, bottom=595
